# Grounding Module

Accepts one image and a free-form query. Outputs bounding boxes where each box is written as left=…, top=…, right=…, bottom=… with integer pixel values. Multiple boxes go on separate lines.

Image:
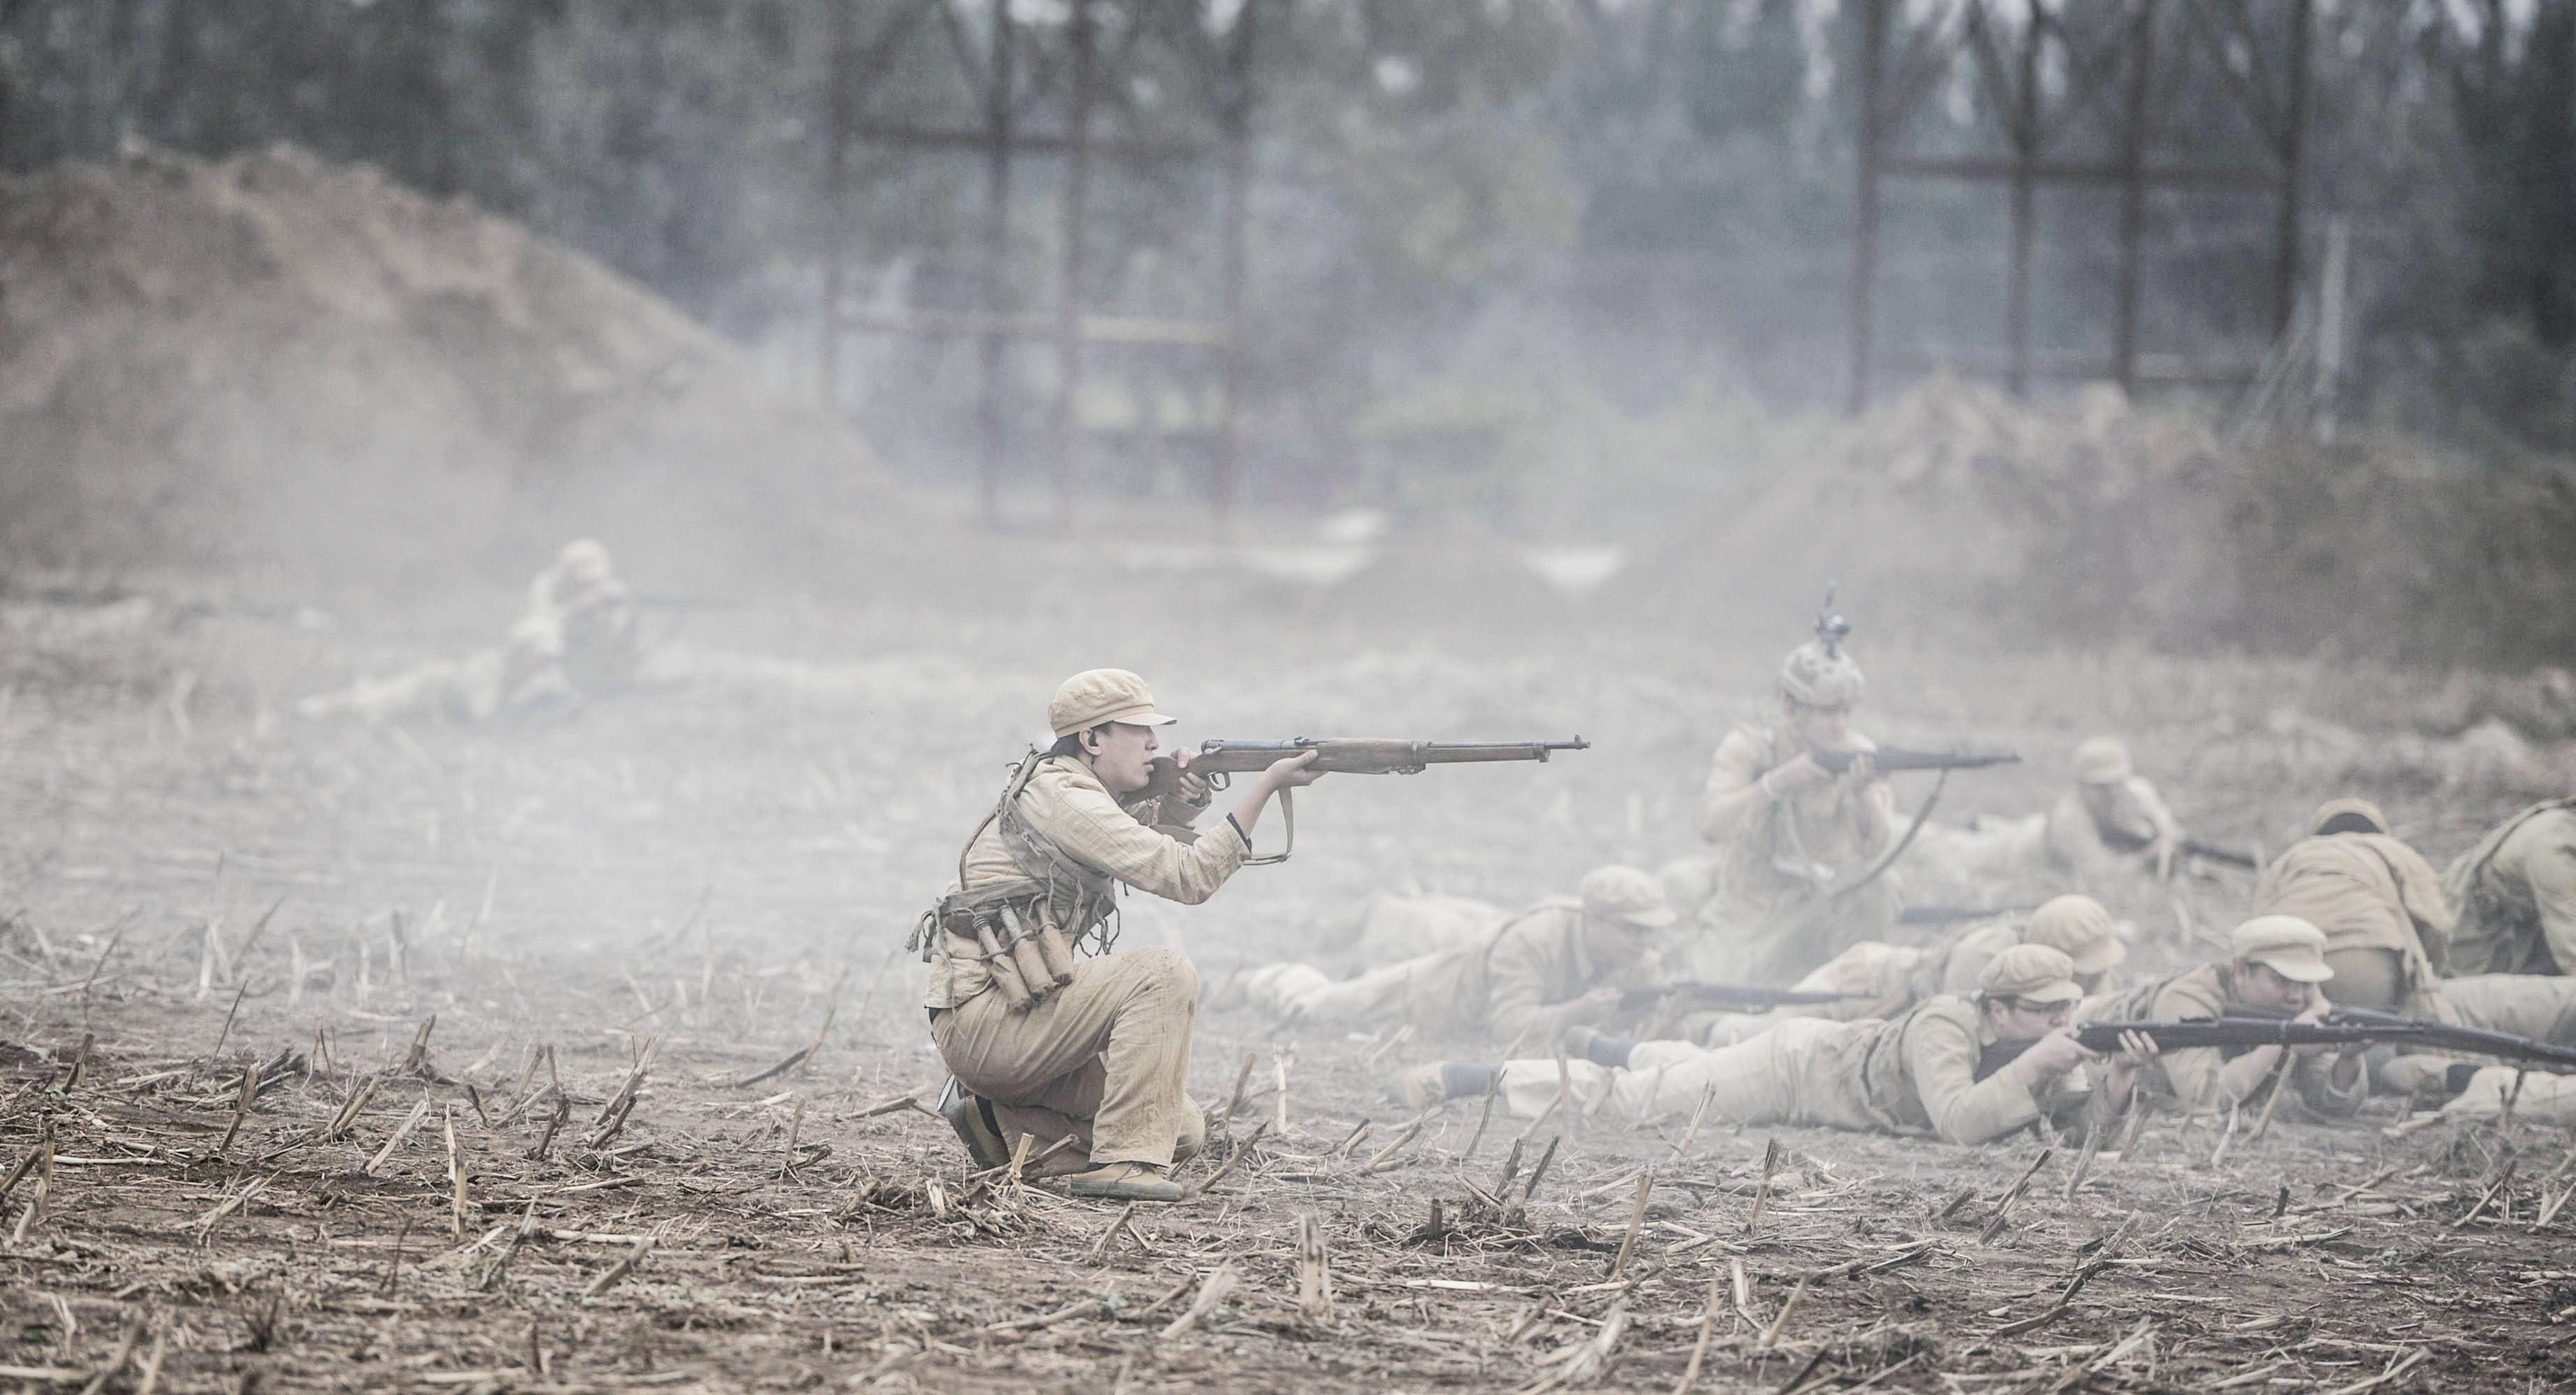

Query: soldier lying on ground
left=1689, top=628, right=1896, bottom=984
left=919, top=669, right=1322, bottom=1203
left=2077, top=915, right=2367, bottom=1118
left=1904, top=736, right=2191, bottom=896
left=1688, top=893, right=2128, bottom=1045
left=1217, top=866, right=1674, bottom=1046
left=297, top=538, right=645, bottom=722
left=1391, top=945, right=2148, bottom=1146
left=2444, top=796, right=2576, bottom=977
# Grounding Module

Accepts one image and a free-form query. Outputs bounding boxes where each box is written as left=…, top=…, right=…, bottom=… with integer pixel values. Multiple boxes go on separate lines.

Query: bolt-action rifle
left=1811, top=746, right=2021, bottom=775
left=1618, top=983, right=1877, bottom=1014
left=1898, top=905, right=2033, bottom=926
left=2074, top=1009, right=2576, bottom=1072
left=1136, top=736, right=1588, bottom=863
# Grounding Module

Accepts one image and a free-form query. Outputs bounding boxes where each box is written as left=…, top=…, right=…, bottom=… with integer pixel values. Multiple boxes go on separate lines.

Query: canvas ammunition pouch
left=908, top=750, right=1125, bottom=1011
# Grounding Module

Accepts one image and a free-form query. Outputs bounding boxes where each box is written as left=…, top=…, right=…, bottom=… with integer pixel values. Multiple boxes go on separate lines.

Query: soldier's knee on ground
left=1174, top=1104, right=1208, bottom=1163
left=1129, top=946, right=1202, bottom=1001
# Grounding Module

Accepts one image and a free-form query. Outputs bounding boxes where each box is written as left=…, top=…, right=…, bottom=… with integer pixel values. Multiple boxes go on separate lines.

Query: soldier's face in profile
left=2077, top=780, right=2123, bottom=819
left=2232, top=962, right=2315, bottom=1014
left=1583, top=913, right=1657, bottom=967
left=1081, top=722, right=1161, bottom=794
left=1788, top=700, right=1853, bottom=751
left=1987, top=995, right=2074, bottom=1042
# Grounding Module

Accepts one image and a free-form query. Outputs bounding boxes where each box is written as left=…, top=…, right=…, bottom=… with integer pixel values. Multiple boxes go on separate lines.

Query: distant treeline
left=2, top=1, right=2567, bottom=510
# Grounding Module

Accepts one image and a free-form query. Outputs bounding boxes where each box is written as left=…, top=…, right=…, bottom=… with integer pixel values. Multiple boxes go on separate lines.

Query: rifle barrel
left=1185, top=737, right=1590, bottom=775
left=1813, top=745, right=2020, bottom=775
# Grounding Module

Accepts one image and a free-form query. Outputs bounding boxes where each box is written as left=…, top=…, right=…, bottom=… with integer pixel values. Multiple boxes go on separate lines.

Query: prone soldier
left=1393, top=945, right=2146, bottom=1146
left=1692, top=893, right=2128, bottom=1044
left=2078, top=915, right=2366, bottom=1117
left=1222, top=866, right=1674, bottom=1046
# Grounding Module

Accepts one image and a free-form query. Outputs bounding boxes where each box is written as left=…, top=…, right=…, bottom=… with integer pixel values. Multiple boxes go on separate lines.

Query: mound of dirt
left=0, top=143, right=895, bottom=593
left=1623, top=375, right=2576, bottom=668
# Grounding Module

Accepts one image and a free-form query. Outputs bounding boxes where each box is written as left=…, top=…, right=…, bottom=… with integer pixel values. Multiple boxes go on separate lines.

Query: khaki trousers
left=2443, top=1065, right=2576, bottom=1124
left=1238, top=947, right=1476, bottom=1031
left=2323, top=947, right=2410, bottom=1011
left=1700, top=942, right=1921, bottom=1045
left=2436, top=973, right=2576, bottom=1044
left=1494, top=1019, right=1849, bottom=1127
left=930, top=947, right=1204, bottom=1169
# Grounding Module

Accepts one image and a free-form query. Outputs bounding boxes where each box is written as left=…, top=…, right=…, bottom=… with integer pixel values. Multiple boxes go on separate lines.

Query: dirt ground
left=1, top=577, right=2571, bottom=1394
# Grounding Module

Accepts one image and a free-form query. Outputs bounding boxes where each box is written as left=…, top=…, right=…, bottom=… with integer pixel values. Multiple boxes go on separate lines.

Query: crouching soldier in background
left=1222, top=866, right=1674, bottom=1046
left=2251, top=798, right=2452, bottom=1012
left=1393, top=946, right=2144, bottom=1146
left=1692, top=627, right=1896, bottom=984
left=916, top=669, right=1321, bottom=1204
left=2445, top=796, right=2576, bottom=977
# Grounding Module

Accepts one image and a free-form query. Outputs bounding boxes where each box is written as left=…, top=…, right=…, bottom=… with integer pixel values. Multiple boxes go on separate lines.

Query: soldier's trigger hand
left=1769, top=754, right=1832, bottom=794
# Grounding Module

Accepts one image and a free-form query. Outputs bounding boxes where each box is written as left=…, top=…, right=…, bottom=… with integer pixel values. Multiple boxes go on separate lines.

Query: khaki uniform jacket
left=2251, top=833, right=2452, bottom=991
left=2086, top=965, right=2364, bottom=1116
left=923, top=756, right=1247, bottom=1009
left=1699, top=726, right=1896, bottom=921
left=1919, top=917, right=2026, bottom=998
left=2040, top=777, right=2180, bottom=881
left=1831, top=996, right=2081, bottom=1145
left=2444, top=801, right=2576, bottom=977
left=1479, top=900, right=1662, bottom=1042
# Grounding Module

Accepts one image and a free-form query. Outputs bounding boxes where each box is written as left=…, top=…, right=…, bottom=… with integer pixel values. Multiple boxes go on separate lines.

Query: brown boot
left=1065, top=1161, right=1185, bottom=1202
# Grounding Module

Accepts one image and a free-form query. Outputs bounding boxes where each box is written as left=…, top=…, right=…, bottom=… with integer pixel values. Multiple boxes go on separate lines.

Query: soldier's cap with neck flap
left=1579, top=865, right=1677, bottom=928
left=2308, top=796, right=2389, bottom=837
left=2231, top=915, right=2335, bottom=982
left=2072, top=736, right=2132, bottom=786
left=1048, top=669, right=1178, bottom=738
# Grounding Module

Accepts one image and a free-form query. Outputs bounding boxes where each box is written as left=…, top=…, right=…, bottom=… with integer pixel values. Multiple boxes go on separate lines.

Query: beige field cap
left=2024, top=893, right=2128, bottom=974
left=2308, top=796, right=2389, bottom=837
left=2232, top=915, right=2334, bottom=982
left=2072, top=736, right=2132, bottom=786
left=1580, top=865, right=1678, bottom=928
left=1979, top=944, right=2086, bottom=1003
left=1048, top=669, right=1178, bottom=738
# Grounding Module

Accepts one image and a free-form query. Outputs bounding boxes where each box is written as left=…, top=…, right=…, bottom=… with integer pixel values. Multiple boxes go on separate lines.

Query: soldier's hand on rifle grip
left=2288, top=995, right=2334, bottom=1056
left=1840, top=751, right=1877, bottom=784
left=2013, top=1028, right=2097, bottom=1086
left=1764, top=753, right=1833, bottom=797
left=1563, top=985, right=1625, bottom=1028
left=1169, top=751, right=1211, bottom=805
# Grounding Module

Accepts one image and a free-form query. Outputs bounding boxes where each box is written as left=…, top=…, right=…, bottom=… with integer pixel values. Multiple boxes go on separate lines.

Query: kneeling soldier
left=915, top=669, right=1321, bottom=1202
